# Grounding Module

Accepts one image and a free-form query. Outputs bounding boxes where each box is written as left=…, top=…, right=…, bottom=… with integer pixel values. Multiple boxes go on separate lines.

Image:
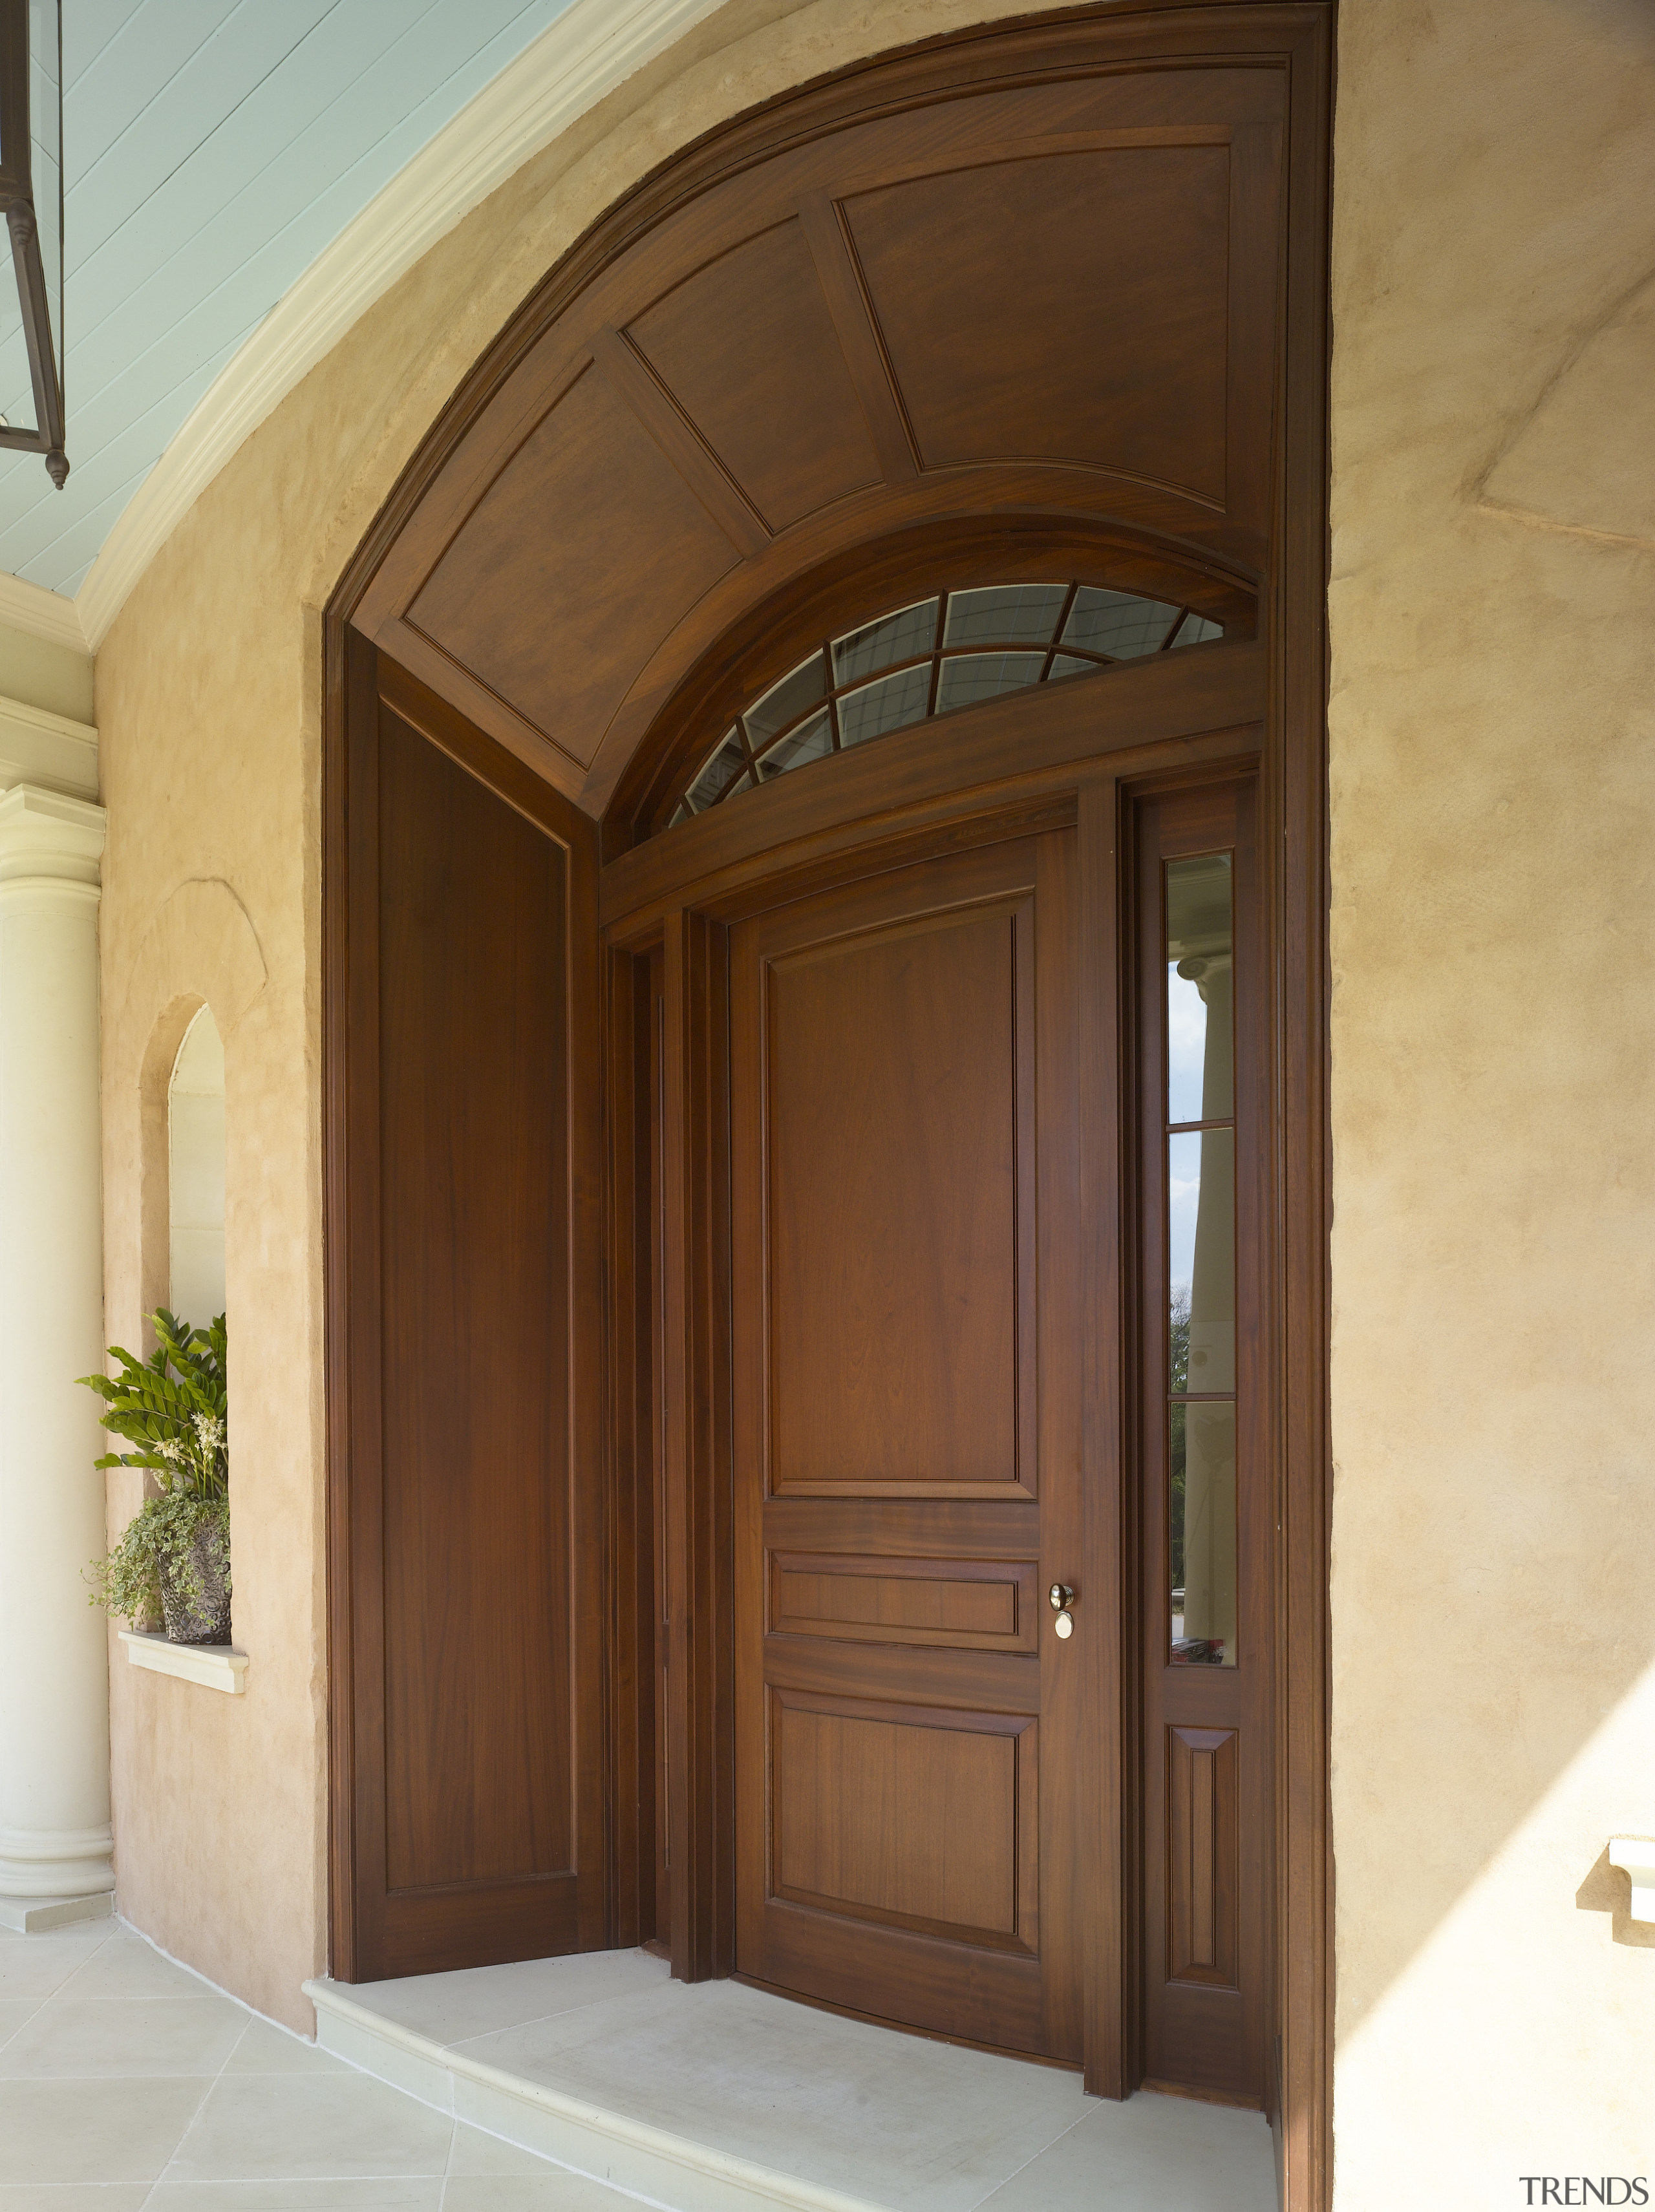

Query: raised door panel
left=771, top=1553, right=1037, bottom=1652
left=763, top=901, right=1034, bottom=1498
left=771, top=1690, right=1037, bottom=1952
left=626, top=220, right=883, bottom=532
left=843, top=148, right=1232, bottom=498
left=406, top=365, right=742, bottom=769
left=1165, top=1725, right=1239, bottom=1988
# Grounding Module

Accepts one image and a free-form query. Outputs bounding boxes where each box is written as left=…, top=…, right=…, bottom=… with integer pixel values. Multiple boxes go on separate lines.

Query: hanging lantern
left=0, top=0, right=66, bottom=489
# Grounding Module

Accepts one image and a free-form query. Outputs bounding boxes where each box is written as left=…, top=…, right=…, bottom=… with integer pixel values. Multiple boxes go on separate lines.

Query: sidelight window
left=1166, top=854, right=1237, bottom=1668
left=667, top=584, right=1226, bottom=827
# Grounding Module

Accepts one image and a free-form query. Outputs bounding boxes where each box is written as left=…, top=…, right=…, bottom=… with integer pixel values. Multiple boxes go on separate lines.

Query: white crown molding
left=74, top=0, right=725, bottom=652
left=0, top=569, right=88, bottom=655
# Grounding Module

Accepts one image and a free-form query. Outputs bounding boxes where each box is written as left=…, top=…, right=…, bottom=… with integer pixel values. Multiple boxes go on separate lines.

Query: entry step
left=304, top=1950, right=1274, bottom=2212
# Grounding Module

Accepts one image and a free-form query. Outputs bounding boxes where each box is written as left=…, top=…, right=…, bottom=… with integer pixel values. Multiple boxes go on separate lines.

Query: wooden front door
left=731, top=832, right=1084, bottom=2060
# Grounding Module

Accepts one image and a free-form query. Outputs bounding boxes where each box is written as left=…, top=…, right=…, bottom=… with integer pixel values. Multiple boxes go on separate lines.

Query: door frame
left=324, top=4, right=1331, bottom=2197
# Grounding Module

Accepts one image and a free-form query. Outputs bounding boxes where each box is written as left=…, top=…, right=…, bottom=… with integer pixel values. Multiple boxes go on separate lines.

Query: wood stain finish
left=324, top=8, right=1333, bottom=2199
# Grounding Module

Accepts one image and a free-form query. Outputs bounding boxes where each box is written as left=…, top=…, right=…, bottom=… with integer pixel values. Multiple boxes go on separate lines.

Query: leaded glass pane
left=1062, top=588, right=1181, bottom=659
left=757, top=708, right=834, bottom=780
left=831, top=599, right=938, bottom=686
left=943, top=583, right=1068, bottom=649
left=1170, top=612, right=1225, bottom=648
left=838, top=664, right=930, bottom=747
left=935, top=652, right=1045, bottom=712
left=685, top=727, right=748, bottom=811
left=745, top=651, right=827, bottom=747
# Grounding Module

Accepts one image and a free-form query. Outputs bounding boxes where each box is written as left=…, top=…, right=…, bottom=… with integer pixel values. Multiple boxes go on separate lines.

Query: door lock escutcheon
left=1049, top=1582, right=1076, bottom=1639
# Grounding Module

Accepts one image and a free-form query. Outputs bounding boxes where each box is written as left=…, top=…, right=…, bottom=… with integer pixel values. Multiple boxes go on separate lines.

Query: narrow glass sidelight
left=1166, top=854, right=1237, bottom=1666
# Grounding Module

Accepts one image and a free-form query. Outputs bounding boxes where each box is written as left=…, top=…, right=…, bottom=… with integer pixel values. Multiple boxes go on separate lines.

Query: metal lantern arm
left=0, top=0, right=67, bottom=487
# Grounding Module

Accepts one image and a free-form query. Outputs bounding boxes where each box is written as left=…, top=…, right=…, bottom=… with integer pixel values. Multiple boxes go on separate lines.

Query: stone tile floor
left=1, top=1915, right=1279, bottom=2212
left=0, top=1916, right=627, bottom=2211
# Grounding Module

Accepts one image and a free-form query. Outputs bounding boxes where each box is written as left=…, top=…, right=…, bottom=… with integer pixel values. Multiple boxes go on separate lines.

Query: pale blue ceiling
left=0, top=0, right=577, bottom=598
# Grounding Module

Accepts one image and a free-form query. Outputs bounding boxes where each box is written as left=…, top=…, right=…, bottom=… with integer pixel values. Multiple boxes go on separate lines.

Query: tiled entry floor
left=0, top=1915, right=626, bottom=2209
left=310, top=1948, right=1279, bottom=2212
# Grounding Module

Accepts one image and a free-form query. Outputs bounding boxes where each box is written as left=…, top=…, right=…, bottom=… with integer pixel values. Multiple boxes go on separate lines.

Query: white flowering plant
left=81, top=1310, right=230, bottom=1624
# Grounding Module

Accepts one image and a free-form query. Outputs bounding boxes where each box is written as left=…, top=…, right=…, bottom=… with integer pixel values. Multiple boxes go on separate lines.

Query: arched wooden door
left=326, top=1, right=1331, bottom=2174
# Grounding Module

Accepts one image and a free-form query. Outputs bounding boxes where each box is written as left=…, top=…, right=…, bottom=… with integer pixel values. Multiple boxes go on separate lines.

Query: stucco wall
left=89, top=0, right=1655, bottom=2175
left=1328, top=0, right=1655, bottom=2194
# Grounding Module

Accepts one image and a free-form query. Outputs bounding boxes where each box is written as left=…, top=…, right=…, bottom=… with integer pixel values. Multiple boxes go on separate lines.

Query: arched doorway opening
left=323, top=0, right=1330, bottom=2187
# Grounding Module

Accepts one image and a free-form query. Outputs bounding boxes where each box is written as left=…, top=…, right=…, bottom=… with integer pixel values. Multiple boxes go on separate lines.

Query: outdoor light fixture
left=0, top=0, right=66, bottom=488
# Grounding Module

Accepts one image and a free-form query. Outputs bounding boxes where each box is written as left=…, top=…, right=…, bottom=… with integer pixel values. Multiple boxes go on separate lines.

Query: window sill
left=119, top=1630, right=247, bottom=1695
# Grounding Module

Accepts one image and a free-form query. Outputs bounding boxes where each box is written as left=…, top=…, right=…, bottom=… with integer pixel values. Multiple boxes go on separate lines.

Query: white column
left=0, top=785, right=112, bottom=1928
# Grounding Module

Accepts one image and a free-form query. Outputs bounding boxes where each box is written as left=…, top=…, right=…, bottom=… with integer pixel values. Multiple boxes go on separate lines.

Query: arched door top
left=346, top=16, right=1284, bottom=825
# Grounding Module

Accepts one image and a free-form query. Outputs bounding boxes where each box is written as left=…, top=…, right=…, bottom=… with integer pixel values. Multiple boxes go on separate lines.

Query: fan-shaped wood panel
left=626, top=220, right=884, bottom=532
left=406, top=366, right=742, bottom=770
left=352, top=32, right=1283, bottom=816
left=842, top=147, right=1232, bottom=496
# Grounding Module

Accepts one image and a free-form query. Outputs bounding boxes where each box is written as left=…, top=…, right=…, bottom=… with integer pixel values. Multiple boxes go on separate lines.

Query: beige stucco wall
left=1328, top=0, right=1655, bottom=2195
left=88, top=0, right=1655, bottom=2175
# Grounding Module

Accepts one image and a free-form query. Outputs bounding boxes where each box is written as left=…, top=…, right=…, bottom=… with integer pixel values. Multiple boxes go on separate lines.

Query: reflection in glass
left=1063, top=588, right=1182, bottom=658
left=1166, top=855, right=1233, bottom=1123
left=757, top=708, right=833, bottom=779
left=837, top=664, right=931, bottom=748
left=1168, top=1129, right=1235, bottom=1398
left=1170, top=613, right=1225, bottom=648
left=745, top=652, right=826, bottom=747
left=935, top=652, right=1046, bottom=712
left=1166, top=847, right=1237, bottom=1668
left=832, top=600, right=938, bottom=685
left=685, top=727, right=749, bottom=811
left=943, top=582, right=1069, bottom=649
left=1169, top=1400, right=1236, bottom=1666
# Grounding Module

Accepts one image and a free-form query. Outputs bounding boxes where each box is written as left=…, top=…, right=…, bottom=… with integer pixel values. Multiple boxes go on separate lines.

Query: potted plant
left=82, top=1309, right=231, bottom=1646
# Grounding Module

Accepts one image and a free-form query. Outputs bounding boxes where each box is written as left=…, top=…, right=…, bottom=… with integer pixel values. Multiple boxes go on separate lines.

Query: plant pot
left=159, top=1524, right=231, bottom=1646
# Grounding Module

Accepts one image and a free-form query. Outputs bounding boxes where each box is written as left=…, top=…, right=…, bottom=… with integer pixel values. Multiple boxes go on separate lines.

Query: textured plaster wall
left=0, top=621, right=94, bottom=725
left=91, top=0, right=1069, bottom=2039
left=1328, top=0, right=1655, bottom=2195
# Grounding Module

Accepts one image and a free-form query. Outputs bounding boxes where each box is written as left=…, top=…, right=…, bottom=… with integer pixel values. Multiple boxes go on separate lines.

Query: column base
left=0, top=1823, right=116, bottom=1900
left=0, top=1889, right=114, bottom=1933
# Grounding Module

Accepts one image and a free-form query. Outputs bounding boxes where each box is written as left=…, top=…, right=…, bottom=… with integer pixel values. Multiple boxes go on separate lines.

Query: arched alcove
left=324, top=8, right=1330, bottom=2182
left=167, top=1005, right=226, bottom=1330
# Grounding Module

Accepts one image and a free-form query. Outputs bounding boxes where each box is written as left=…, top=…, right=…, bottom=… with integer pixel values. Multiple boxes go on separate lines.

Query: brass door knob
left=1049, top=1582, right=1076, bottom=1639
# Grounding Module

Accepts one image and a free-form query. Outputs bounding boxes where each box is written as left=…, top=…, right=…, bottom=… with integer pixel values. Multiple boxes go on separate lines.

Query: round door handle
left=1049, top=1582, right=1076, bottom=1612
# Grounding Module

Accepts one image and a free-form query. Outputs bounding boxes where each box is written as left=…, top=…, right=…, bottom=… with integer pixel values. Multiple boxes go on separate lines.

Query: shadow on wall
left=1577, top=1846, right=1655, bottom=1953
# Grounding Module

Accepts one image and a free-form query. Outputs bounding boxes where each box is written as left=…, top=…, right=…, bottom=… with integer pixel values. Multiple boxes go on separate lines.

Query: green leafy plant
left=81, top=1310, right=230, bottom=1623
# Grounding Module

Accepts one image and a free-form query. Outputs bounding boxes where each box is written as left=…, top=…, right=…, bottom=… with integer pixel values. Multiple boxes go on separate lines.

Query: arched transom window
left=666, top=582, right=1226, bottom=829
